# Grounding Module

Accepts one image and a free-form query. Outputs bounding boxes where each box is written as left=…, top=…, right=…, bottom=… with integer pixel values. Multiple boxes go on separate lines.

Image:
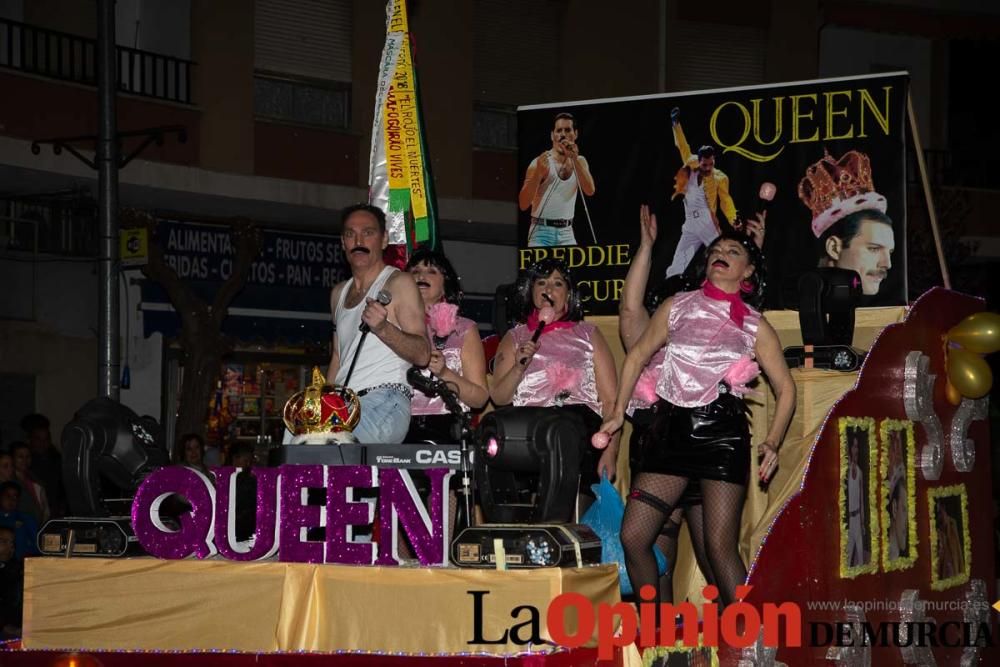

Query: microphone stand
left=566, top=145, right=598, bottom=245
left=435, top=381, right=476, bottom=531
left=341, top=328, right=369, bottom=389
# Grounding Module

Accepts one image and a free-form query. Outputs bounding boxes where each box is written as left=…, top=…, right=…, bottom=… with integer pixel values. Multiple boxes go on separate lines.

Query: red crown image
left=282, top=367, right=361, bottom=435
left=798, top=149, right=887, bottom=238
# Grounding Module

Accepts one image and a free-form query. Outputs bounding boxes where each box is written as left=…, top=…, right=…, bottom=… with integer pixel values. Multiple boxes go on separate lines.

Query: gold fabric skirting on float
left=23, top=558, right=620, bottom=655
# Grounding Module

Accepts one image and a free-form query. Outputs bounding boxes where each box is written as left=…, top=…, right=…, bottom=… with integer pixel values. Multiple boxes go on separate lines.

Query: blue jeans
left=527, top=223, right=577, bottom=247
left=354, top=387, right=412, bottom=443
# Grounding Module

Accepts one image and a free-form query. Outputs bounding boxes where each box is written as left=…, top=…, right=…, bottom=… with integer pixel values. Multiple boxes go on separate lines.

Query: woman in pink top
left=405, top=247, right=489, bottom=444
left=599, top=232, right=795, bottom=608
left=491, top=258, right=619, bottom=494
left=620, top=206, right=767, bottom=604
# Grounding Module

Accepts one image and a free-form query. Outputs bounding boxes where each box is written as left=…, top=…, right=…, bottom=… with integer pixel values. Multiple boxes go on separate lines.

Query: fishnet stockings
left=621, top=473, right=689, bottom=609
left=698, top=479, right=747, bottom=606
left=655, top=504, right=714, bottom=603
left=622, top=474, right=748, bottom=612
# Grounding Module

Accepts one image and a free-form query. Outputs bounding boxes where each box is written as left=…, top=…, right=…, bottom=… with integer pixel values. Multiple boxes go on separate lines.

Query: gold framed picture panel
left=928, top=485, right=971, bottom=591
left=879, top=419, right=918, bottom=572
left=839, top=417, right=878, bottom=578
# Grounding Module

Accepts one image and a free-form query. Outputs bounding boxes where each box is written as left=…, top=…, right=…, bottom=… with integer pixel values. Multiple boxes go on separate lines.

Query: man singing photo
left=519, top=112, right=596, bottom=247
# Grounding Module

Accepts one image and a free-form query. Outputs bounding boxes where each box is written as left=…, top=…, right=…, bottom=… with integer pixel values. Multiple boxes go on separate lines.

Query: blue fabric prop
left=580, top=475, right=667, bottom=596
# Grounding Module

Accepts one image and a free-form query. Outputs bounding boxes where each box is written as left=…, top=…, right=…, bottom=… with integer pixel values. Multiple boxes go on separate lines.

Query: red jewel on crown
left=283, top=367, right=361, bottom=435
left=797, top=149, right=887, bottom=238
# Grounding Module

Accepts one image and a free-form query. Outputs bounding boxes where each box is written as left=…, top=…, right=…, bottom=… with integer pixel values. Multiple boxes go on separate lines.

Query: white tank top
left=531, top=151, right=578, bottom=220
left=333, top=266, right=411, bottom=392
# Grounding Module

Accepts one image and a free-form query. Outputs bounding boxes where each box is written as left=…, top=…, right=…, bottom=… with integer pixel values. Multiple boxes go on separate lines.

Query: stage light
left=485, top=436, right=500, bottom=458
left=475, top=407, right=585, bottom=524
left=60, top=397, right=170, bottom=517
left=798, top=267, right=862, bottom=346
left=784, top=268, right=866, bottom=372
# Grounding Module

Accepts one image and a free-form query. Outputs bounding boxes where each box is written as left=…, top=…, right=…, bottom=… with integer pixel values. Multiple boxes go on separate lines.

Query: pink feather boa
left=427, top=302, right=459, bottom=339
left=723, top=355, right=761, bottom=397
left=633, top=367, right=660, bottom=405
left=546, top=362, right=582, bottom=397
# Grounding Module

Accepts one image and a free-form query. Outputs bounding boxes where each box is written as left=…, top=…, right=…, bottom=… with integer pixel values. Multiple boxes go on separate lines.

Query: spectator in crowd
left=8, top=443, right=48, bottom=525
left=227, top=442, right=255, bottom=469
left=0, top=453, right=15, bottom=486
left=20, top=414, right=63, bottom=518
left=0, top=481, right=40, bottom=559
left=174, top=433, right=212, bottom=477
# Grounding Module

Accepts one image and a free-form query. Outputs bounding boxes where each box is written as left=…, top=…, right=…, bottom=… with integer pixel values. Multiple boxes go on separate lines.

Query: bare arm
left=365, top=271, right=431, bottom=367
left=600, top=298, right=673, bottom=434
left=489, top=332, right=533, bottom=407
left=574, top=155, right=596, bottom=197
left=755, top=318, right=796, bottom=482
left=591, top=328, right=621, bottom=478
left=326, top=283, right=345, bottom=383
left=436, top=326, right=489, bottom=410
left=518, top=156, right=544, bottom=211
left=619, top=205, right=657, bottom=350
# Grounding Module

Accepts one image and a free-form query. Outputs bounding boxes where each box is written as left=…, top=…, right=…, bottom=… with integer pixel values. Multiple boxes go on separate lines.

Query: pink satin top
left=656, top=289, right=760, bottom=408
left=511, top=320, right=602, bottom=417
left=627, top=347, right=667, bottom=416
left=411, top=316, right=477, bottom=416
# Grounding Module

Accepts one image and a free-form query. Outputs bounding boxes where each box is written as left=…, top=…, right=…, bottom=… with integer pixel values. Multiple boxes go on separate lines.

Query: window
left=473, top=0, right=561, bottom=149
left=253, top=0, right=352, bottom=128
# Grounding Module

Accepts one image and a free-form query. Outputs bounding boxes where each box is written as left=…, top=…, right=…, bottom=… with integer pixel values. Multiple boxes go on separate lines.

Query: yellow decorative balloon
left=945, top=380, right=962, bottom=406
left=947, top=312, right=1000, bottom=355
left=947, top=348, right=993, bottom=399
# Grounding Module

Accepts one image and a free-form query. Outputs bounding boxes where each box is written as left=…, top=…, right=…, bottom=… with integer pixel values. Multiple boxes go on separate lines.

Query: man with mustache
left=799, top=149, right=896, bottom=300
left=327, top=204, right=430, bottom=443
left=519, top=112, right=596, bottom=247
left=817, top=212, right=894, bottom=297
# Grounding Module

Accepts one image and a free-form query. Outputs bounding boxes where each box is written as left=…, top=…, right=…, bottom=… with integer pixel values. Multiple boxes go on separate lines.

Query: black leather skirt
left=636, top=388, right=751, bottom=486
left=629, top=407, right=702, bottom=505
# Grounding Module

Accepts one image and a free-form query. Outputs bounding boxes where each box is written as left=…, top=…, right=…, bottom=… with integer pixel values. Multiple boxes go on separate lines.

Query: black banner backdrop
left=516, top=72, right=909, bottom=314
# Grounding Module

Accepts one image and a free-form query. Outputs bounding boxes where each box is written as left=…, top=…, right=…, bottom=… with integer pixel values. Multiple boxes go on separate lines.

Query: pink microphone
left=520, top=306, right=557, bottom=366
left=591, top=432, right=610, bottom=450
left=759, top=182, right=777, bottom=203
left=532, top=306, right=556, bottom=343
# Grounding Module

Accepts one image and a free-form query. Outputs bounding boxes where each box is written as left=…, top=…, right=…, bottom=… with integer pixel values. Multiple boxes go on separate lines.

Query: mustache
left=711, top=258, right=730, bottom=267
left=542, top=293, right=555, bottom=306
left=867, top=270, right=887, bottom=279
left=416, top=281, right=431, bottom=288
left=350, top=247, right=371, bottom=255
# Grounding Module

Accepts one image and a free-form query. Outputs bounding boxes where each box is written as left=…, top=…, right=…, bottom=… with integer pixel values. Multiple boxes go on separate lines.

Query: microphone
left=758, top=182, right=777, bottom=213
left=531, top=305, right=556, bottom=344
left=521, top=305, right=556, bottom=365
left=359, top=289, right=393, bottom=332
left=408, top=366, right=444, bottom=398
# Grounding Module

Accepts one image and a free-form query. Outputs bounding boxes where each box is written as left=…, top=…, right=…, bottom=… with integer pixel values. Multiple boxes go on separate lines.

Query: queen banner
left=517, top=72, right=909, bottom=314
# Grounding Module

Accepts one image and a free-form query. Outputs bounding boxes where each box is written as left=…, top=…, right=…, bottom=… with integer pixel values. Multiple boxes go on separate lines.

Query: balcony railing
left=0, top=18, right=193, bottom=104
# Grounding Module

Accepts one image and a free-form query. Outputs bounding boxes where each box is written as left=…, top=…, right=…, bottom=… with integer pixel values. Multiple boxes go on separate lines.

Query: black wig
left=514, top=257, right=584, bottom=323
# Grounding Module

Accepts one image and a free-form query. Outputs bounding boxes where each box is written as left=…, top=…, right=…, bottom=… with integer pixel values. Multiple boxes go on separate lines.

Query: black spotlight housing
left=61, top=397, right=169, bottom=517
left=476, top=406, right=584, bottom=524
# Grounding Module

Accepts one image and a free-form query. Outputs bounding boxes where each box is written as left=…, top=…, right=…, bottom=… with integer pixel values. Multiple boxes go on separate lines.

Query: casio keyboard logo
left=416, top=449, right=462, bottom=465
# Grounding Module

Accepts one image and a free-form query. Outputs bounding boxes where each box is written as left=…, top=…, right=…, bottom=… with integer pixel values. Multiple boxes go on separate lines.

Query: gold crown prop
left=283, top=367, right=361, bottom=435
